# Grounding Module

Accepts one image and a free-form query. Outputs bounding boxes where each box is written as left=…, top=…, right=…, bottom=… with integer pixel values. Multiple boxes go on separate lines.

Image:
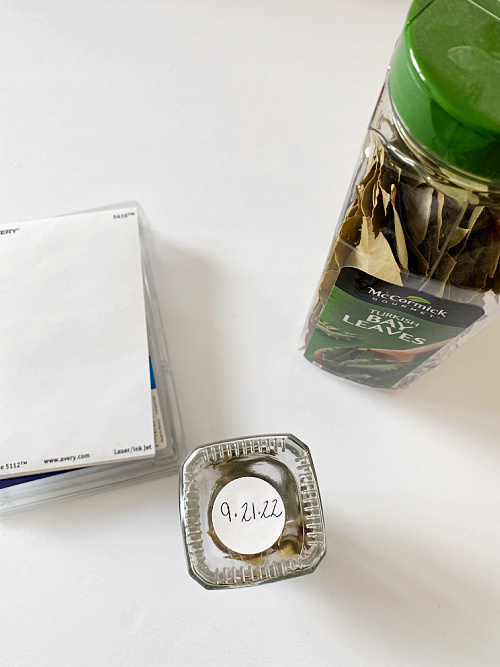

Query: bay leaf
left=381, top=187, right=391, bottom=214
left=449, top=256, right=477, bottom=287
left=467, top=205, right=485, bottom=231
left=339, top=213, right=364, bottom=246
left=379, top=164, right=393, bottom=202
left=429, top=191, right=445, bottom=267
left=345, top=216, right=402, bottom=285
left=459, top=213, right=500, bottom=290
left=399, top=183, right=433, bottom=246
left=319, top=269, right=338, bottom=295
left=433, top=252, right=456, bottom=285
left=447, top=226, right=469, bottom=249
left=438, top=194, right=466, bottom=253
left=358, top=159, right=377, bottom=189
left=486, top=260, right=500, bottom=293
left=390, top=184, right=409, bottom=271
left=343, top=196, right=360, bottom=221
left=371, top=190, right=387, bottom=236
left=418, top=192, right=440, bottom=266
left=361, top=168, right=380, bottom=217
left=448, top=206, right=485, bottom=261
left=404, top=230, right=430, bottom=276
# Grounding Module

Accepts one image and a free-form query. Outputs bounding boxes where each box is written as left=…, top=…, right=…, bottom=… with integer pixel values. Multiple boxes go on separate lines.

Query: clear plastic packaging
left=0, top=203, right=183, bottom=513
left=304, top=0, right=500, bottom=389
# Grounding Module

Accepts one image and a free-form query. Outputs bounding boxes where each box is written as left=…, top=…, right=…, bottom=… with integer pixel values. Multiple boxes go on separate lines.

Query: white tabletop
left=1, top=1, right=500, bottom=666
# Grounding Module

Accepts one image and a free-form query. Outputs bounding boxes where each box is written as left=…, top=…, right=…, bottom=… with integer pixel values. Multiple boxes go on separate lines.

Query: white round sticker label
left=212, top=477, right=286, bottom=555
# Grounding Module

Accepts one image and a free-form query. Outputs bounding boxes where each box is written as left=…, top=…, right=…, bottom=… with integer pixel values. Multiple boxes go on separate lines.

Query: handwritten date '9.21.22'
left=219, top=499, right=283, bottom=523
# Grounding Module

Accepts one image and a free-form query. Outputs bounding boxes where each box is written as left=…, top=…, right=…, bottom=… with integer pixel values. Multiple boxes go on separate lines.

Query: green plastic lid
left=389, top=0, right=500, bottom=182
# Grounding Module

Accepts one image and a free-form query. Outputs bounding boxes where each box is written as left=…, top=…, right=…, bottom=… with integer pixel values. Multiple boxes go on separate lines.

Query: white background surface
left=1, top=1, right=499, bottom=666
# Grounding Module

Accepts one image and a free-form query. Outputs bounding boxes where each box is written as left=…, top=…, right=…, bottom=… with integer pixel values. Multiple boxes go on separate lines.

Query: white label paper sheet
left=0, top=206, right=155, bottom=477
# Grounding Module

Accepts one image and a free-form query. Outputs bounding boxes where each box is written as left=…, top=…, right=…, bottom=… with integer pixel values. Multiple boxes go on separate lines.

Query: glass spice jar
left=179, top=434, right=326, bottom=589
left=303, top=0, right=500, bottom=389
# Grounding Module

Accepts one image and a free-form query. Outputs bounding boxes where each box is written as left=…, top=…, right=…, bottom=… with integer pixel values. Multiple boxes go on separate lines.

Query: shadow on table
left=299, top=322, right=500, bottom=664
left=308, top=526, right=500, bottom=665
left=149, top=237, right=231, bottom=451
left=373, top=315, right=500, bottom=447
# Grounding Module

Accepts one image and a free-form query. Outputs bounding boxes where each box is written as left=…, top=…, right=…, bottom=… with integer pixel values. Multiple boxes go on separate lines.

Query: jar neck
left=399, top=112, right=499, bottom=189
left=383, top=83, right=500, bottom=202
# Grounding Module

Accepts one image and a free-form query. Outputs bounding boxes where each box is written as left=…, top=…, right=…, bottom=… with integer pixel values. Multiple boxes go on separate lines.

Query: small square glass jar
left=180, top=434, right=326, bottom=589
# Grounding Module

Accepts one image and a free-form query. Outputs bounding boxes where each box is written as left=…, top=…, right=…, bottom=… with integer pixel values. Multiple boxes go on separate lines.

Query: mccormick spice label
left=305, top=267, right=484, bottom=388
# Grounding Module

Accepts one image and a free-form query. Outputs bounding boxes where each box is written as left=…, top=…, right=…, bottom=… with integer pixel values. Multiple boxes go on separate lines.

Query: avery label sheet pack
left=0, top=206, right=155, bottom=478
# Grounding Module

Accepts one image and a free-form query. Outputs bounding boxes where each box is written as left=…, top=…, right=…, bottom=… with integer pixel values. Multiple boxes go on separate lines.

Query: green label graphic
left=305, top=267, right=484, bottom=388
